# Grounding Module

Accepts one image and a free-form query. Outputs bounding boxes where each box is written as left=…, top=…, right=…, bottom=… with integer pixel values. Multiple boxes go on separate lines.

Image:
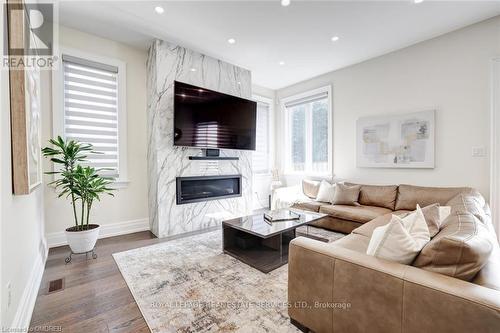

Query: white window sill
left=283, top=171, right=333, bottom=178
left=111, top=179, right=130, bottom=189
left=283, top=171, right=333, bottom=177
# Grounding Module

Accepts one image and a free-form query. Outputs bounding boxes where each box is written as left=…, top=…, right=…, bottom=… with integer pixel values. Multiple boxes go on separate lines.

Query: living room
left=1, top=0, right=499, bottom=332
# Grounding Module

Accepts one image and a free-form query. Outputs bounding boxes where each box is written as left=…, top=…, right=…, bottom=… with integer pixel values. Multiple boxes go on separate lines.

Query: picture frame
left=356, top=110, right=435, bottom=169
left=7, top=0, right=42, bottom=194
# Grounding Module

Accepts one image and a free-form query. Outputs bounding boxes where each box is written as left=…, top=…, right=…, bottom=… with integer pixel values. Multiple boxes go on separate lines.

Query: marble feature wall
left=147, top=40, right=253, bottom=237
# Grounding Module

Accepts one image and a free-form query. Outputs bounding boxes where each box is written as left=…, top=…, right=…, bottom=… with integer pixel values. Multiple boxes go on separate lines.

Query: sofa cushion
left=319, top=204, right=391, bottom=224
left=447, top=192, right=486, bottom=220
left=413, top=195, right=494, bottom=281
left=332, top=184, right=361, bottom=205
left=394, top=184, right=470, bottom=211
left=345, top=182, right=398, bottom=210
left=302, top=179, right=320, bottom=199
left=309, top=216, right=362, bottom=234
left=291, top=201, right=326, bottom=213
left=331, top=233, right=370, bottom=253
left=352, top=213, right=392, bottom=237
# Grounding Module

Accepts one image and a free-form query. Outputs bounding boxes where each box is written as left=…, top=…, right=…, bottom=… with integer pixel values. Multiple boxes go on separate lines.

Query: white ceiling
left=58, top=1, right=500, bottom=89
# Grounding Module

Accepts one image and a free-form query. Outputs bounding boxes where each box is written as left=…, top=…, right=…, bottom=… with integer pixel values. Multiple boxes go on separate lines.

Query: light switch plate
left=7, top=281, right=11, bottom=308
left=472, top=146, right=487, bottom=157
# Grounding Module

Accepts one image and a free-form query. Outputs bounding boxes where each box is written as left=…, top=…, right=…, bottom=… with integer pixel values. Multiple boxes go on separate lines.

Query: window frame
left=252, top=94, right=274, bottom=176
left=280, top=85, right=332, bottom=176
left=52, top=47, right=128, bottom=187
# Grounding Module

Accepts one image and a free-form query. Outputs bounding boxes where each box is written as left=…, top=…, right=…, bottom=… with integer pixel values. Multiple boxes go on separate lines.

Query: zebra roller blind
left=62, top=54, right=120, bottom=177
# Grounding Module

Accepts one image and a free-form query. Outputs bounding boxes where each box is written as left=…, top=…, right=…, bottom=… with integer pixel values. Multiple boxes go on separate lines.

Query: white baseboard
left=10, top=237, right=48, bottom=330
left=46, top=218, right=150, bottom=248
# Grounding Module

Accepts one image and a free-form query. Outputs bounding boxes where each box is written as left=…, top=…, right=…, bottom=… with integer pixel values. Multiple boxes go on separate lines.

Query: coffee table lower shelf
left=223, top=224, right=295, bottom=273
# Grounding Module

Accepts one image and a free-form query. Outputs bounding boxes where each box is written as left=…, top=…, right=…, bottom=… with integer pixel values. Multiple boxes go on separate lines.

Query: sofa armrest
left=271, top=185, right=307, bottom=209
left=288, top=237, right=500, bottom=333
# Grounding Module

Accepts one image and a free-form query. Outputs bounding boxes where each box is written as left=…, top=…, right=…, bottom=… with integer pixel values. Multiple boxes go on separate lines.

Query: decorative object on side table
left=42, top=136, right=115, bottom=263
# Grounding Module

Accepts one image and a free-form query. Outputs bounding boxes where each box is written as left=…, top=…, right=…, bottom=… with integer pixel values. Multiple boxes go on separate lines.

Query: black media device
left=204, top=148, right=220, bottom=157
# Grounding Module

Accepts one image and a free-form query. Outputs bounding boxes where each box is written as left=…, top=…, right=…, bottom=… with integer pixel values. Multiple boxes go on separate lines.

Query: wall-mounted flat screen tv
left=173, top=81, right=257, bottom=151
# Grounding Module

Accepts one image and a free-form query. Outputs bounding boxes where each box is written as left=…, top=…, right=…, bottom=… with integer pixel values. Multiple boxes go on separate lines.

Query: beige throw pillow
left=367, top=205, right=431, bottom=264
left=420, top=203, right=441, bottom=237
left=332, top=184, right=361, bottom=206
left=302, top=179, right=320, bottom=199
left=315, top=180, right=336, bottom=203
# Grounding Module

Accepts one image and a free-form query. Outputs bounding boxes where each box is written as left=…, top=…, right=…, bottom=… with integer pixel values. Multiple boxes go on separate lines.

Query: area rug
left=113, top=228, right=344, bottom=332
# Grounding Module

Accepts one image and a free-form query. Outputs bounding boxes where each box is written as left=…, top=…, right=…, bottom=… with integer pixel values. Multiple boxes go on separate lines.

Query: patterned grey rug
left=113, top=228, right=344, bottom=332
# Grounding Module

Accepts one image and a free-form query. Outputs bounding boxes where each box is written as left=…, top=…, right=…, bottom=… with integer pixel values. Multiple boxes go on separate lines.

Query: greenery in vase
left=42, top=136, right=115, bottom=231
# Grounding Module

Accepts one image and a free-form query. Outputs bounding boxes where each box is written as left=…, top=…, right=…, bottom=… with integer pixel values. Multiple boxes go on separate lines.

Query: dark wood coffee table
left=222, top=209, right=326, bottom=273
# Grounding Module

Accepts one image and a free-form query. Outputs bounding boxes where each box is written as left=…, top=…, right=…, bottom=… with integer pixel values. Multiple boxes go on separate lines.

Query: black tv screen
left=174, top=81, right=257, bottom=151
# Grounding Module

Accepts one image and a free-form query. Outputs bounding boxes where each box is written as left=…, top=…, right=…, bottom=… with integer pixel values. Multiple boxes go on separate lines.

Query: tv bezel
left=173, top=80, right=257, bottom=151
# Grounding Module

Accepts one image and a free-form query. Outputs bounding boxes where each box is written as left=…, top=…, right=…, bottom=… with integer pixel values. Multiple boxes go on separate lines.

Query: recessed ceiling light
left=227, top=38, right=236, bottom=44
left=331, top=36, right=340, bottom=42
left=154, top=6, right=164, bottom=14
left=190, top=68, right=197, bottom=72
left=237, top=81, right=241, bottom=85
left=279, top=61, right=285, bottom=66
left=414, top=0, right=424, bottom=3
left=281, top=0, right=290, bottom=7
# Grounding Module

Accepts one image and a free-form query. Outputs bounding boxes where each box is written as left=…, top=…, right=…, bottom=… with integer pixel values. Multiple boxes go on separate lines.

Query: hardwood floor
left=29, top=227, right=218, bottom=333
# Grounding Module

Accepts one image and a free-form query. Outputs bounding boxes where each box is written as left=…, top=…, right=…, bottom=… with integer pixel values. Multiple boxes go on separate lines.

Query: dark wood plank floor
left=30, top=228, right=218, bottom=333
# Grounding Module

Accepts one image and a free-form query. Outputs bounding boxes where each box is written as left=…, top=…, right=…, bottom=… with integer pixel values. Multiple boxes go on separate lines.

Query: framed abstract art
left=357, top=110, right=435, bottom=169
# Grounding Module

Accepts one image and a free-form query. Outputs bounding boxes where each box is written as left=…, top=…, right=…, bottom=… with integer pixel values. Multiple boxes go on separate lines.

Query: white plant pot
left=65, top=224, right=100, bottom=253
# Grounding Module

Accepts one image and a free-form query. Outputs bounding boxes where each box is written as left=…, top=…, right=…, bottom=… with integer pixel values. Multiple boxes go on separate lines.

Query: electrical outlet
left=7, top=282, right=12, bottom=309
left=472, top=146, right=486, bottom=157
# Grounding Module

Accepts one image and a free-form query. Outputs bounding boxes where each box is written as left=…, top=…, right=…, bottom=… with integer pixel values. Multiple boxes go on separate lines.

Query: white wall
left=43, top=26, right=149, bottom=246
left=276, top=16, right=500, bottom=198
left=0, top=42, right=48, bottom=333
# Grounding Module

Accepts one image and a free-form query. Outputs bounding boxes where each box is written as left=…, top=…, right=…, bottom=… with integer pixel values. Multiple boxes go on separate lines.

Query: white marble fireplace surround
left=147, top=40, right=253, bottom=238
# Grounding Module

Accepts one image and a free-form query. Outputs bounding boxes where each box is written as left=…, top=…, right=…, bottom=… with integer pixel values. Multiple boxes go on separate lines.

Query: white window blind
left=253, top=100, right=270, bottom=174
left=62, top=54, right=120, bottom=177
left=284, top=91, right=328, bottom=108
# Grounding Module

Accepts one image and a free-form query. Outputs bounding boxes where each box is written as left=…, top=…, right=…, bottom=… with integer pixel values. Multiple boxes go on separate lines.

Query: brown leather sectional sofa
left=292, top=182, right=474, bottom=234
left=288, top=182, right=500, bottom=333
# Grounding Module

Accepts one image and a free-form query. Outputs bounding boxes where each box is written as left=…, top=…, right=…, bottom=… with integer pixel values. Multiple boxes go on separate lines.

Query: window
left=282, top=86, right=331, bottom=175
left=54, top=50, right=127, bottom=183
left=252, top=96, right=272, bottom=174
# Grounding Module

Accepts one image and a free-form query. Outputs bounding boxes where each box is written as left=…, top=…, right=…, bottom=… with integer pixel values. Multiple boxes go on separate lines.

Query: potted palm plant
left=42, top=136, right=115, bottom=255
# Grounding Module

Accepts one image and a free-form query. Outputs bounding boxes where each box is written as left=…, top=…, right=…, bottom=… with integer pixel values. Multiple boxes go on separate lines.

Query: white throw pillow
left=367, top=205, right=431, bottom=264
left=315, top=180, right=336, bottom=203
left=439, top=206, right=451, bottom=223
